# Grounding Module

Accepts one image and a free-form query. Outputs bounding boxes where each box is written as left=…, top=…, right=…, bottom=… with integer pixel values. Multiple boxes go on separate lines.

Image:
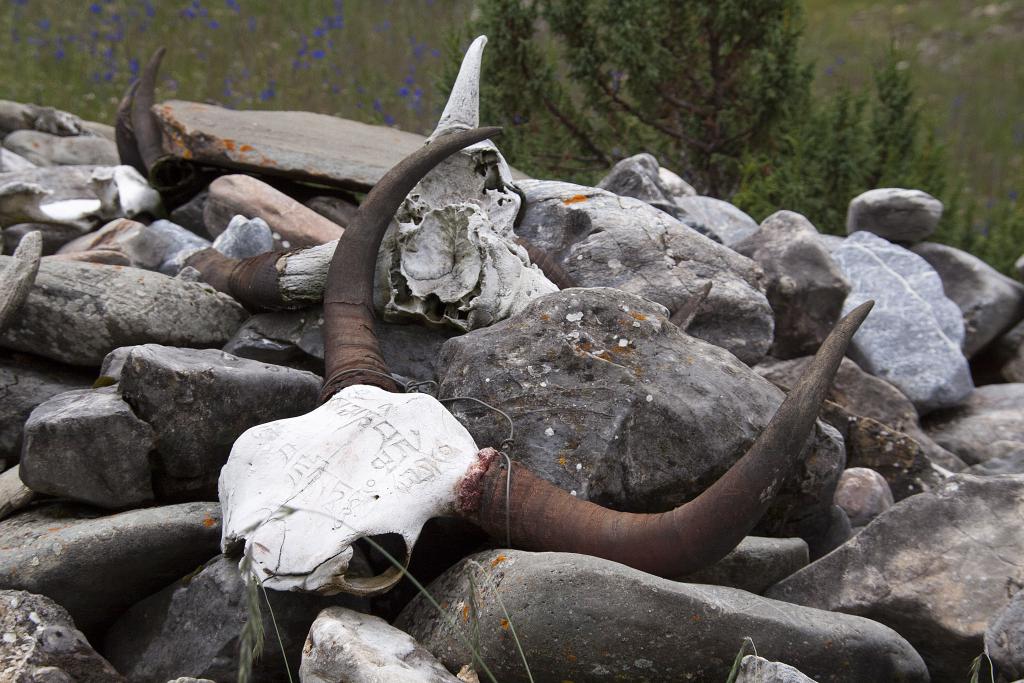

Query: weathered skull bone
left=220, top=385, right=482, bottom=594
left=375, top=35, right=556, bottom=330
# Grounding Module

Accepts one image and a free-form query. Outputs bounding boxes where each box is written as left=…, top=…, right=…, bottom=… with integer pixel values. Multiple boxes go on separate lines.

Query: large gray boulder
left=300, top=607, right=459, bottom=683
left=438, top=288, right=844, bottom=546
left=104, top=555, right=368, bottom=683
left=515, top=180, right=773, bottom=364
left=923, top=384, right=1024, bottom=466
left=679, top=536, right=809, bottom=594
left=0, top=589, right=124, bottom=682
left=397, top=550, right=928, bottom=682
left=3, top=130, right=119, bottom=167
left=674, top=195, right=761, bottom=247
left=20, top=387, right=156, bottom=508
left=118, top=345, right=321, bottom=499
left=830, top=230, right=972, bottom=413
left=768, top=474, right=1024, bottom=682
left=0, top=259, right=248, bottom=367
left=986, top=588, right=1024, bottom=682
left=912, top=242, right=1024, bottom=357
left=0, top=502, right=221, bottom=636
left=0, top=352, right=93, bottom=465
left=846, top=188, right=943, bottom=243
left=735, top=211, right=850, bottom=359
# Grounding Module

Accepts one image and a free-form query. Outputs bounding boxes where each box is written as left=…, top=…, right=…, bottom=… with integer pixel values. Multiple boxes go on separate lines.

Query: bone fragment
left=0, top=230, right=42, bottom=332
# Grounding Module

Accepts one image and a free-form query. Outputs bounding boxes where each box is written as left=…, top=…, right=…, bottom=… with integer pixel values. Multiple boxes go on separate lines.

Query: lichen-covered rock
left=397, top=550, right=928, bottom=682
left=986, top=587, right=1024, bottom=682
left=768, top=474, right=1024, bottom=682
left=117, top=345, right=320, bottom=499
left=438, top=288, right=843, bottom=546
left=833, top=467, right=893, bottom=527
left=0, top=501, right=221, bottom=636
left=0, top=259, right=248, bottom=366
left=846, top=188, right=943, bottom=243
left=300, top=607, right=460, bottom=683
left=830, top=230, right=972, bottom=413
left=515, top=180, right=773, bottom=364
left=104, top=555, right=368, bottom=683
left=735, top=211, right=850, bottom=359
left=912, top=242, right=1024, bottom=357
left=0, top=590, right=124, bottom=682
left=20, top=387, right=156, bottom=508
left=923, top=384, right=1024, bottom=466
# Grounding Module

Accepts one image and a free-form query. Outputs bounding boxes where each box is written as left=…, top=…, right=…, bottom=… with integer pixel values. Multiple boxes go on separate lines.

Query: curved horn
left=430, top=35, right=486, bottom=141
left=0, top=231, right=43, bottom=333
left=514, top=236, right=575, bottom=289
left=463, top=300, right=874, bottom=577
left=131, top=47, right=167, bottom=174
left=319, top=126, right=503, bottom=402
left=115, top=80, right=147, bottom=176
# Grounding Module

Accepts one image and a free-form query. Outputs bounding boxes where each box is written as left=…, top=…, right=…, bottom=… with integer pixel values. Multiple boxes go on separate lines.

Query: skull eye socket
left=339, top=532, right=411, bottom=597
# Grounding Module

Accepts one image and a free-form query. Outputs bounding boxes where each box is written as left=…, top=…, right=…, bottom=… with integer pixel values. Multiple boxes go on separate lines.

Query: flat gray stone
left=846, top=188, right=943, bottom=243
left=0, top=353, right=94, bottom=464
left=680, top=536, right=808, bottom=594
left=912, top=242, right=1024, bottom=357
left=397, top=550, right=928, bottom=682
left=674, top=195, right=760, bottom=247
left=0, top=100, right=86, bottom=137
left=3, top=130, right=119, bottom=167
left=515, top=180, right=773, bottom=364
left=0, top=501, right=221, bottom=636
left=986, top=587, right=1024, bottom=681
left=118, top=345, right=320, bottom=498
left=768, top=474, right=1024, bottom=682
left=736, top=655, right=817, bottom=682
left=923, top=384, right=1024, bottom=465
left=20, top=387, right=155, bottom=508
left=0, top=589, right=124, bottom=682
left=56, top=218, right=210, bottom=274
left=596, top=153, right=702, bottom=227
left=735, top=211, right=850, bottom=359
left=104, top=555, right=368, bottom=683
left=300, top=607, right=459, bottom=683
left=0, top=259, right=247, bottom=366
left=152, top=100, right=427, bottom=192
left=831, top=231, right=972, bottom=414
left=438, top=288, right=844, bottom=547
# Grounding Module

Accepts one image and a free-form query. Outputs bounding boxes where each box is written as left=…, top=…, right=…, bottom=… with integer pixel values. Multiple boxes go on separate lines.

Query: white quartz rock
left=220, top=385, right=481, bottom=594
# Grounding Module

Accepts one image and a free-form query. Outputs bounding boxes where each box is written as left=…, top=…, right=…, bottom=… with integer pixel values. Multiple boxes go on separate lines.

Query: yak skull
left=375, top=35, right=557, bottom=331
left=220, top=384, right=482, bottom=595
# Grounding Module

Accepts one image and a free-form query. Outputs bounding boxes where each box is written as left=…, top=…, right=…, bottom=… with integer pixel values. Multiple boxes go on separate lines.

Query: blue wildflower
left=312, top=49, right=325, bottom=59
left=89, top=3, right=102, bottom=13
left=398, top=87, right=409, bottom=97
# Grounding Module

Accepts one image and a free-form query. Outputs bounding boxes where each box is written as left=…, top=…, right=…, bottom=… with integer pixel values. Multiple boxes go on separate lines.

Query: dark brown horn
left=115, top=80, right=147, bottom=175
left=319, top=126, right=503, bottom=402
left=462, top=299, right=874, bottom=577
left=184, top=248, right=289, bottom=311
left=514, top=236, right=576, bottom=289
left=131, top=47, right=167, bottom=174
left=670, top=280, right=712, bottom=330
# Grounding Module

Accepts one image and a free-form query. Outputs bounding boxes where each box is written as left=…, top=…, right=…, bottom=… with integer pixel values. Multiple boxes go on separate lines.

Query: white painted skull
left=219, top=384, right=481, bottom=594
left=374, top=35, right=557, bottom=331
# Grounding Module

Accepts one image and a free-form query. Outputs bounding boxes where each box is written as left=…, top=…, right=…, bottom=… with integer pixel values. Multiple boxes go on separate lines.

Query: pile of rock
left=2, top=38, right=1023, bottom=683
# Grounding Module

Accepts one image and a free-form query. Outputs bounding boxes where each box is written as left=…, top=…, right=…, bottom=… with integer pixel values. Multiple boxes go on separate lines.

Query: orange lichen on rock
left=562, top=194, right=588, bottom=205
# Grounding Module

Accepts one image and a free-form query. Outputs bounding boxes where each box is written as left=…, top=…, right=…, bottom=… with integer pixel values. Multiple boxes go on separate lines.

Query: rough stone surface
left=300, top=607, right=460, bottom=683
left=0, top=258, right=248, bottom=366
left=833, top=467, right=894, bottom=527
left=515, top=180, right=773, bottom=364
left=304, top=194, right=359, bottom=229
left=0, top=352, right=93, bottom=464
left=986, top=587, right=1024, bottom=682
left=735, top=211, right=850, bottom=359
left=657, top=165, right=697, bottom=198
left=0, top=465, right=35, bottom=522
left=831, top=230, right=973, bottom=413
left=756, top=355, right=964, bottom=480
left=0, top=589, right=124, bottom=682
left=679, top=536, right=808, bottom=594
left=3, top=223, right=81, bottom=256
left=3, top=130, right=119, bottom=167
left=0, top=501, right=221, bottom=636
left=673, top=195, right=761, bottom=247
left=20, top=387, right=156, bottom=508
left=56, top=218, right=209, bottom=274
left=596, top=153, right=695, bottom=222
left=118, top=345, right=320, bottom=498
left=768, top=474, right=1024, bottom=682
left=168, top=190, right=209, bottom=238
left=0, top=100, right=87, bottom=137
left=912, top=241, right=1024, bottom=357
left=0, top=147, right=36, bottom=173
left=968, top=444, right=1024, bottom=476
left=398, top=550, right=928, bottom=683
left=211, top=214, right=274, bottom=259
left=923, top=384, right=1024, bottom=465
left=846, top=188, right=943, bottom=243
left=438, top=288, right=844, bottom=545
left=735, top=655, right=817, bottom=683
left=104, top=555, right=368, bottom=683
